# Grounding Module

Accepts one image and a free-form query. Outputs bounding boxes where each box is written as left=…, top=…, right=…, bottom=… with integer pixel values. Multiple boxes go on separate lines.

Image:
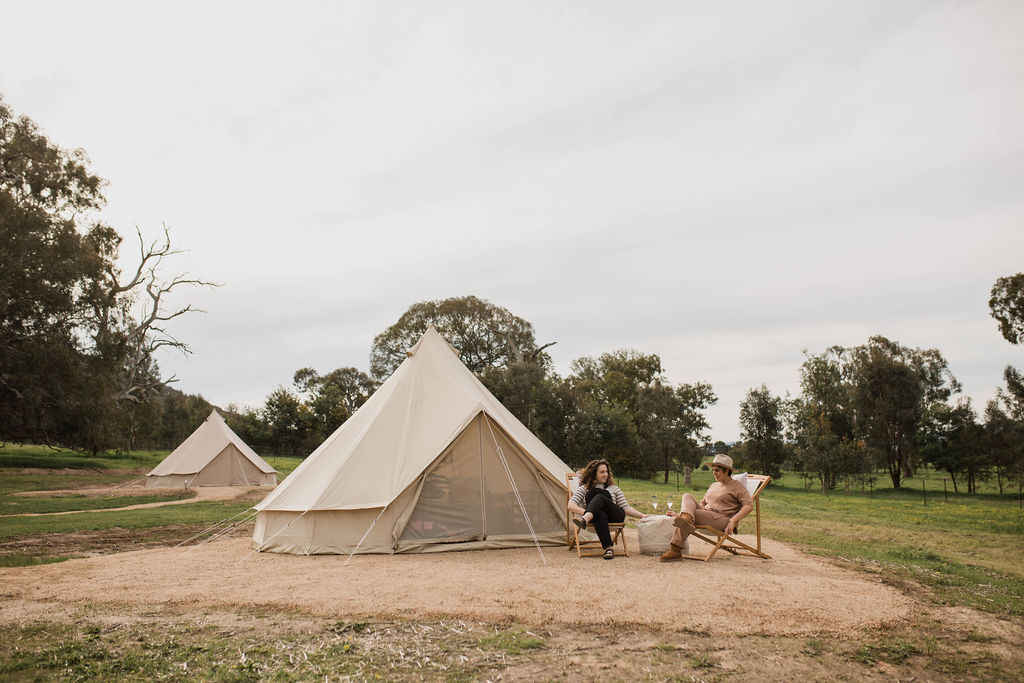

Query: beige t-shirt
left=701, top=478, right=753, bottom=517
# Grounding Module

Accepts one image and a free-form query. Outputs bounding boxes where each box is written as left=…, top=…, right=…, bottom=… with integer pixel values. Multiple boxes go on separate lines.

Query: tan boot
left=659, top=543, right=684, bottom=562
left=672, top=515, right=695, bottom=535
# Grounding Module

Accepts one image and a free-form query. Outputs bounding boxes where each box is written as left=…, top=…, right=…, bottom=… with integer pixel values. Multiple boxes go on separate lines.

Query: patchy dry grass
left=1, top=604, right=1020, bottom=682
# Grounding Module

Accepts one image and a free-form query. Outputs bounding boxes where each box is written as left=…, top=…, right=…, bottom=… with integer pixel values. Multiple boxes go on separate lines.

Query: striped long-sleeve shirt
left=569, top=483, right=629, bottom=509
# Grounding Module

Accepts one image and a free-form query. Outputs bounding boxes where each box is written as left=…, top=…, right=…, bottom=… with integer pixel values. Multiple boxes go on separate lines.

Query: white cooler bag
left=637, top=515, right=687, bottom=555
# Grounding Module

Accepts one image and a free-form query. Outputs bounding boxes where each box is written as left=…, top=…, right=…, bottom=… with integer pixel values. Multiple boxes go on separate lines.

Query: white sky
left=3, top=1, right=1022, bottom=441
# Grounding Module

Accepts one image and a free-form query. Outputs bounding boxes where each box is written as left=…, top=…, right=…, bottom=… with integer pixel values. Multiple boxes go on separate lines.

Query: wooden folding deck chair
left=680, top=473, right=771, bottom=562
left=565, top=473, right=628, bottom=558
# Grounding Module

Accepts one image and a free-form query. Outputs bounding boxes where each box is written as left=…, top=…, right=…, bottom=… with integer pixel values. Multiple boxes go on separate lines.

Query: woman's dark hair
left=579, top=459, right=614, bottom=489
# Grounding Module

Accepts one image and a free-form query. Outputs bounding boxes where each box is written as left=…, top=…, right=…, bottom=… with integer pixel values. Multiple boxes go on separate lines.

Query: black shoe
left=603, top=548, right=614, bottom=560
left=573, top=516, right=587, bottom=530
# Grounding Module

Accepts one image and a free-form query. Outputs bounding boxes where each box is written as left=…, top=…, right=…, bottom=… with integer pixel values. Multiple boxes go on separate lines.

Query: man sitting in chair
left=659, top=454, right=753, bottom=562
left=568, top=459, right=648, bottom=559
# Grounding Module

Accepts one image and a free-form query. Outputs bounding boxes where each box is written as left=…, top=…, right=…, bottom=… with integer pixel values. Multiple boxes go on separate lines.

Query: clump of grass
left=963, top=630, right=994, bottom=643
left=802, top=637, right=827, bottom=656
left=934, top=647, right=996, bottom=675
left=331, top=621, right=369, bottom=634
left=853, top=645, right=877, bottom=665
left=0, top=554, right=83, bottom=568
left=852, top=639, right=918, bottom=665
left=478, top=629, right=546, bottom=655
left=687, top=651, right=717, bottom=668
left=888, top=547, right=944, bottom=563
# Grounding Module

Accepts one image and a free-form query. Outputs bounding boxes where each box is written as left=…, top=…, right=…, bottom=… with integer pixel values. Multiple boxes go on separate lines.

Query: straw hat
left=711, top=454, right=734, bottom=471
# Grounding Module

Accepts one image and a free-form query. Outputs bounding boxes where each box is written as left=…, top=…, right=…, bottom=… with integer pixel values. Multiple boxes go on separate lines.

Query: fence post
left=922, top=478, right=927, bottom=505
left=943, top=479, right=948, bottom=504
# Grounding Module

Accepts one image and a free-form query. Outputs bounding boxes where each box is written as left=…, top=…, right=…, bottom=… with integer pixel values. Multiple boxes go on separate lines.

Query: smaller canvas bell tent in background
left=146, top=410, right=277, bottom=488
left=252, top=326, right=574, bottom=555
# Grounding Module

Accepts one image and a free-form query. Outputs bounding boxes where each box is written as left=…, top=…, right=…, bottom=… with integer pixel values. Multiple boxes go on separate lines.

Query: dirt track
left=8, top=486, right=247, bottom=516
left=0, top=529, right=914, bottom=636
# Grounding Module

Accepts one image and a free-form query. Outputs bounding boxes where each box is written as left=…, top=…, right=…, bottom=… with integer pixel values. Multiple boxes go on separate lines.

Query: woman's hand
left=724, top=520, right=736, bottom=535
left=665, top=510, right=678, bottom=518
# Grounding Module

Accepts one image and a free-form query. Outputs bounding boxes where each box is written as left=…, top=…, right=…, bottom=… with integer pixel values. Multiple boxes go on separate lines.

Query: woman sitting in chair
left=568, top=459, right=647, bottom=559
left=659, top=454, right=753, bottom=562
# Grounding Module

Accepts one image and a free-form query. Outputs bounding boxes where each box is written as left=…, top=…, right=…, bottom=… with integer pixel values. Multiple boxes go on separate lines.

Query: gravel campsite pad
left=1, top=530, right=912, bottom=635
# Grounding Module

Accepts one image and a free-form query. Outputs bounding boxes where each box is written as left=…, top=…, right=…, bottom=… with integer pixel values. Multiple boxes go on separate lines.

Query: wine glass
left=667, top=499, right=674, bottom=512
left=651, top=494, right=659, bottom=513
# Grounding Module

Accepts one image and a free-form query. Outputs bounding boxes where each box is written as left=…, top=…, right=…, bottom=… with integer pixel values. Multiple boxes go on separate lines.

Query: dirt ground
left=2, top=484, right=1022, bottom=680
left=0, top=482, right=962, bottom=634
left=3, top=528, right=911, bottom=635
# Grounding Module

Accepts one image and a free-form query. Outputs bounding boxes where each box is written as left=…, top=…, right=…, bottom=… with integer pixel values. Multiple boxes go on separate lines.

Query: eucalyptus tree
left=789, top=349, right=870, bottom=491
left=480, top=362, right=574, bottom=458
left=990, top=273, right=1024, bottom=345
left=985, top=366, right=1024, bottom=494
left=920, top=399, right=987, bottom=493
left=293, top=366, right=376, bottom=440
left=369, top=295, right=553, bottom=381
left=568, top=349, right=715, bottom=477
left=987, top=275, right=1024, bottom=493
left=737, top=384, right=786, bottom=479
left=261, top=387, right=314, bottom=455
left=844, top=336, right=960, bottom=488
left=0, top=96, right=212, bottom=450
left=638, top=379, right=716, bottom=483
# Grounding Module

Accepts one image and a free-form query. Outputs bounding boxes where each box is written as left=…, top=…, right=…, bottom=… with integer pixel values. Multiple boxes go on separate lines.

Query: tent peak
left=406, top=326, right=461, bottom=359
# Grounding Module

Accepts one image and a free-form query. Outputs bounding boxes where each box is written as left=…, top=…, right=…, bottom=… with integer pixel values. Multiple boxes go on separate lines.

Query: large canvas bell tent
left=252, top=327, right=573, bottom=555
left=146, top=410, right=277, bottom=488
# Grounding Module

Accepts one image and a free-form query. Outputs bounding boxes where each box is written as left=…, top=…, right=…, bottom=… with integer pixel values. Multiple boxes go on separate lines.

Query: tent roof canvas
left=256, top=326, right=572, bottom=513
left=149, top=410, right=276, bottom=477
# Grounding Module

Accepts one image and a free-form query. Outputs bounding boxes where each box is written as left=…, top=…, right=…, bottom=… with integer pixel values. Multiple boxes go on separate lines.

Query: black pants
left=584, top=488, right=625, bottom=549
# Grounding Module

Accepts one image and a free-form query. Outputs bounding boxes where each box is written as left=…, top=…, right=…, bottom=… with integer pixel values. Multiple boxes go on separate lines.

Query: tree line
left=209, top=295, right=718, bottom=481
left=733, top=313, right=1024, bottom=495
left=125, top=288, right=1024, bottom=499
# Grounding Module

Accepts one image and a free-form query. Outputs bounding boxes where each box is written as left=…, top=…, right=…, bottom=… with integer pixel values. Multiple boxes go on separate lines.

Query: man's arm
left=724, top=501, right=754, bottom=535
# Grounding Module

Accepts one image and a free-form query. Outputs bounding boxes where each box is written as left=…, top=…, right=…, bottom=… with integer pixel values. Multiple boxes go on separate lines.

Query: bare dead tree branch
left=104, top=225, right=219, bottom=404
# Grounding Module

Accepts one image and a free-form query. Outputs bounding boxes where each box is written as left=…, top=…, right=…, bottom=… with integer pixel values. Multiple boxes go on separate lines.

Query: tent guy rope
left=483, top=413, right=547, bottom=566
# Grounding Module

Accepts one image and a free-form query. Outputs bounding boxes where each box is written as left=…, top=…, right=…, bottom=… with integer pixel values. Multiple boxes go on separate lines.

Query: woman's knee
left=682, top=493, right=697, bottom=504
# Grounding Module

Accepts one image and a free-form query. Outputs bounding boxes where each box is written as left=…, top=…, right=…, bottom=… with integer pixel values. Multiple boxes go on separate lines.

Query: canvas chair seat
left=565, top=473, right=629, bottom=558
left=680, top=473, right=771, bottom=562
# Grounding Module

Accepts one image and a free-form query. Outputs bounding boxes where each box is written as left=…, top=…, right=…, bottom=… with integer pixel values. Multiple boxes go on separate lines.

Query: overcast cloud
left=2, top=1, right=1022, bottom=441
